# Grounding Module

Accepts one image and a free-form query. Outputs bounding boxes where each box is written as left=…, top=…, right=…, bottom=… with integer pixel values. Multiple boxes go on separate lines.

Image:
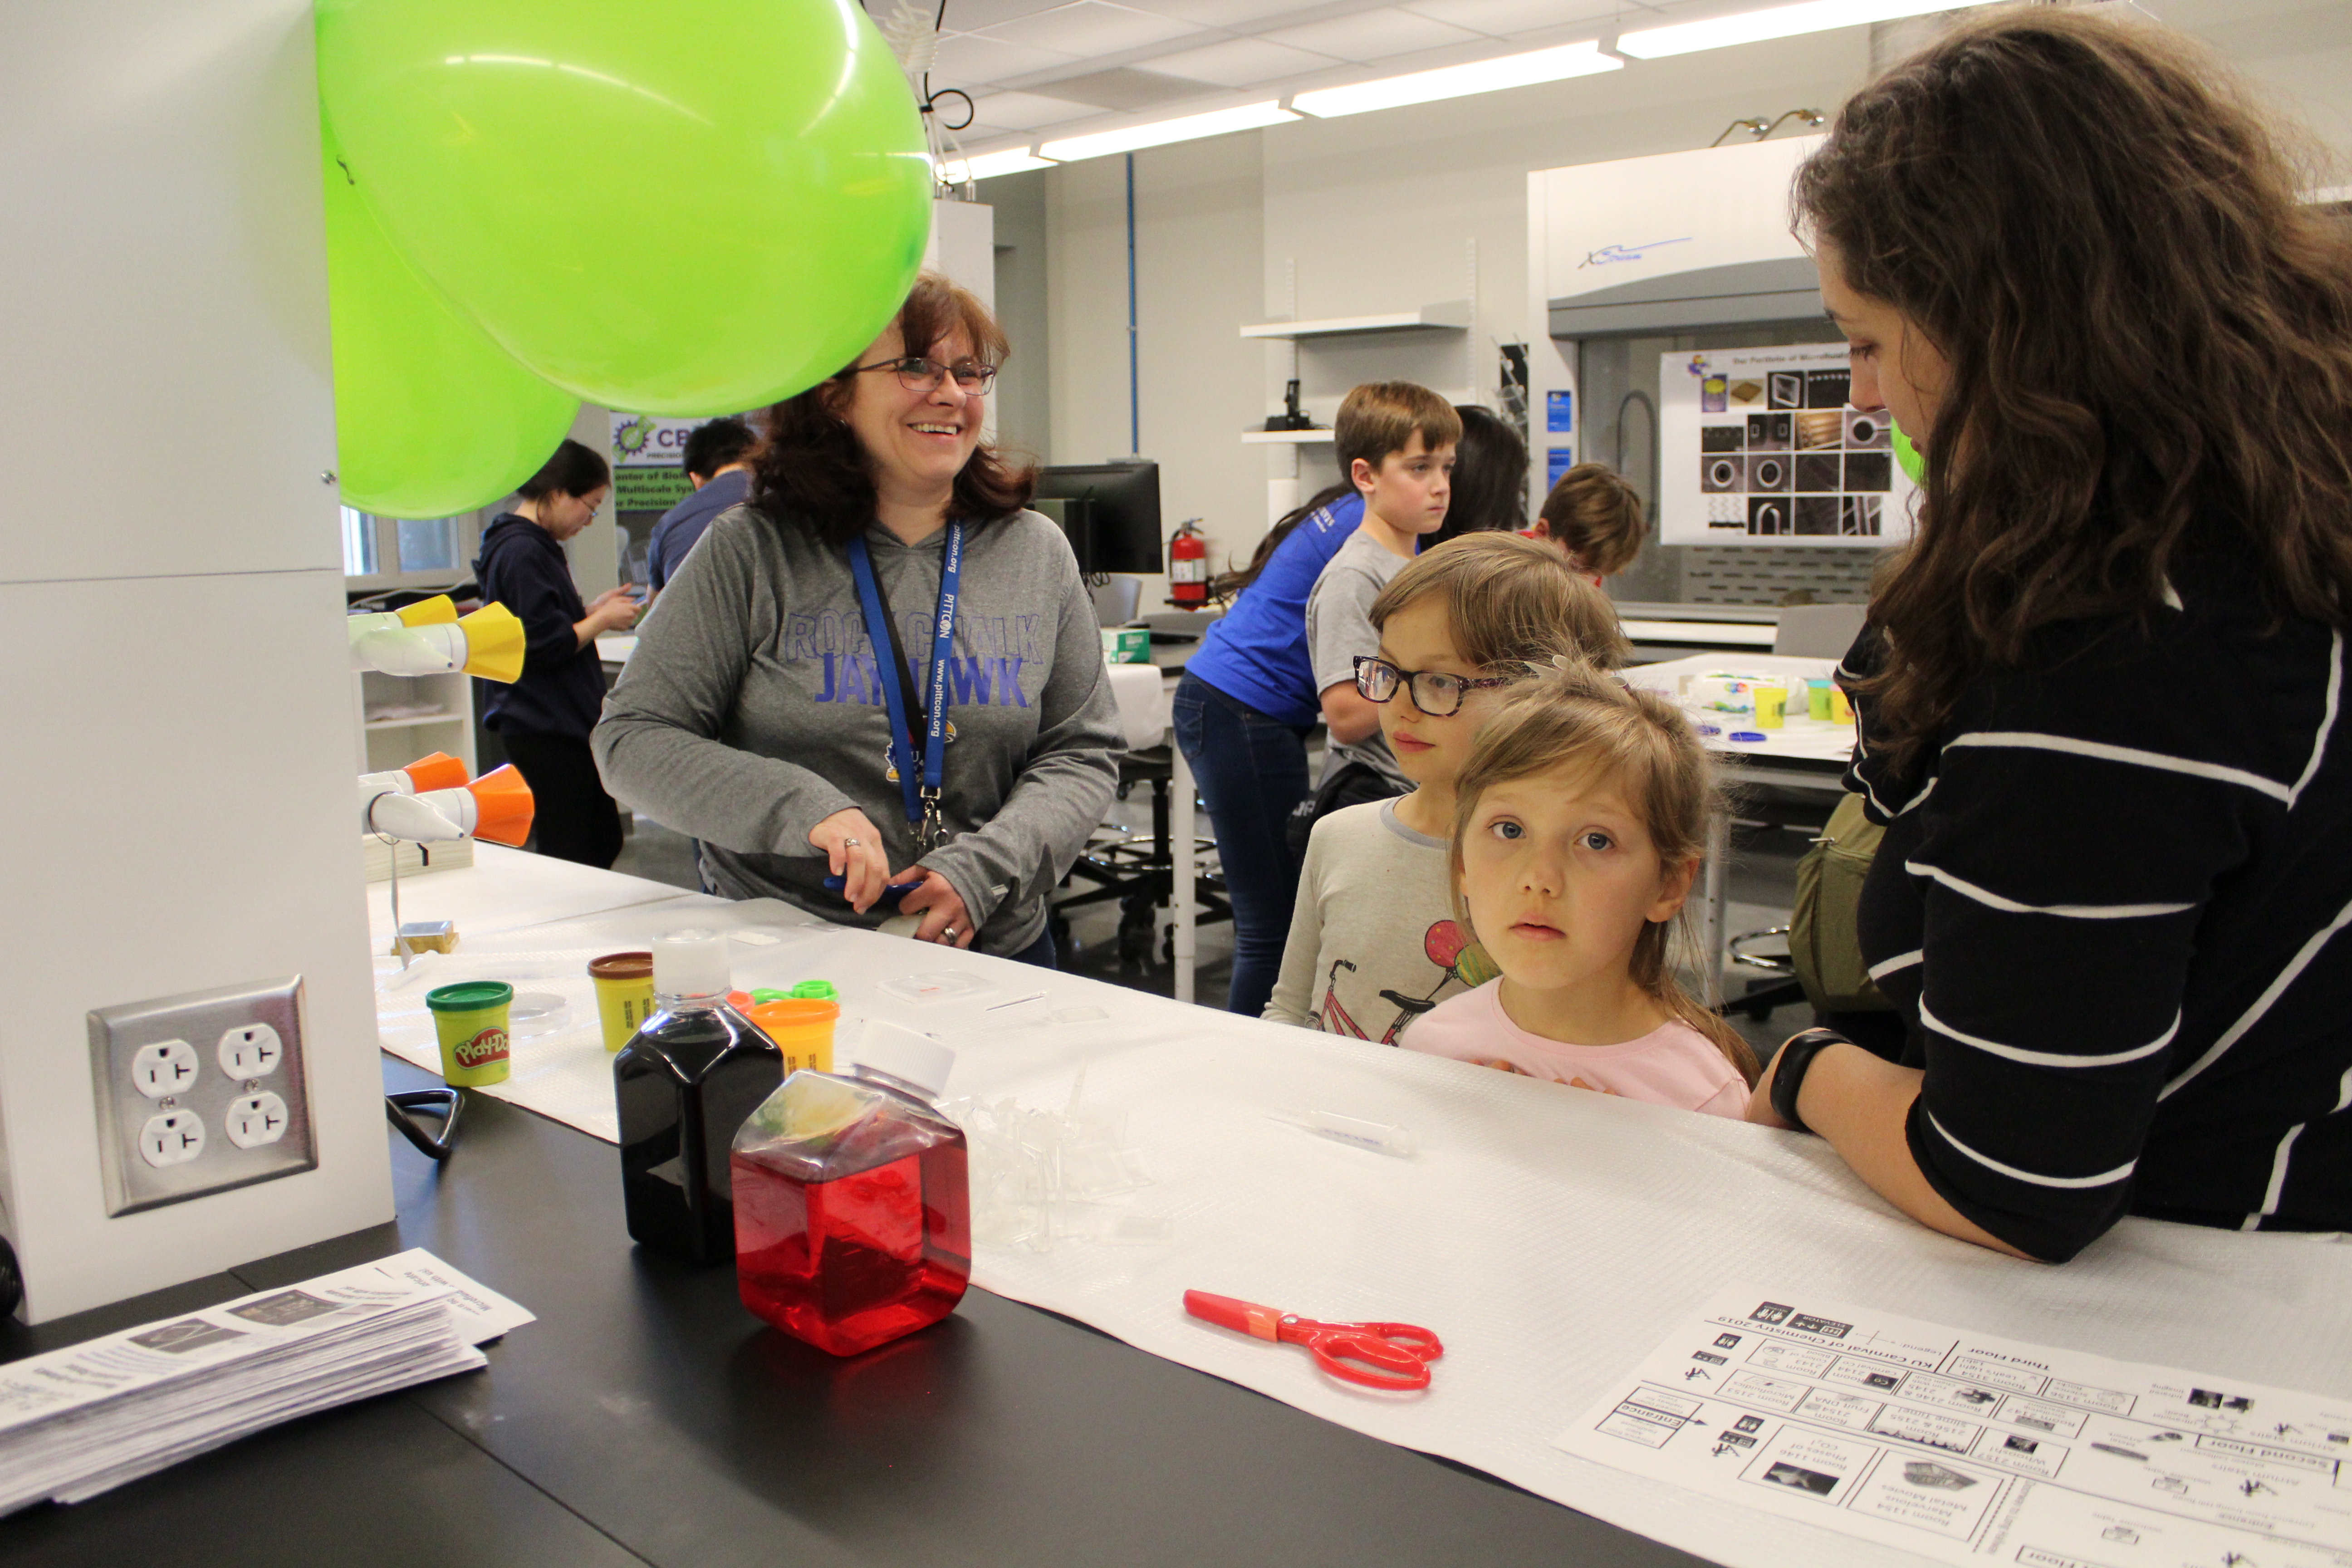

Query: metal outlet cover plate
left=88, top=977, right=317, bottom=1216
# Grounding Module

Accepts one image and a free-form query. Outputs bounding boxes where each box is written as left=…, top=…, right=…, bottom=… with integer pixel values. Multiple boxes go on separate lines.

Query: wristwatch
left=1769, top=1027, right=1852, bottom=1134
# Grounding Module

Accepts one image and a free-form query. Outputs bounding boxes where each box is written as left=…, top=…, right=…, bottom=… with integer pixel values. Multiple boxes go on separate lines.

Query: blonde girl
left=1404, top=661, right=1757, bottom=1115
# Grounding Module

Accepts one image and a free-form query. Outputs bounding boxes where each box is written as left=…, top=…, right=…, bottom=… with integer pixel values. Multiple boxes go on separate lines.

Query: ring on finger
left=843, top=836, right=861, bottom=848
left=941, top=925, right=957, bottom=940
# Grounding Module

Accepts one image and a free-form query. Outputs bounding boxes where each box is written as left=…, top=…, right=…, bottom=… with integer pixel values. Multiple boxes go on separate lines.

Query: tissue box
left=1101, top=628, right=1150, bottom=665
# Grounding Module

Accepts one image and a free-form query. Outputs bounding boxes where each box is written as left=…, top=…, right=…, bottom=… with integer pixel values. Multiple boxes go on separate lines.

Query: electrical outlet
left=88, top=978, right=315, bottom=1216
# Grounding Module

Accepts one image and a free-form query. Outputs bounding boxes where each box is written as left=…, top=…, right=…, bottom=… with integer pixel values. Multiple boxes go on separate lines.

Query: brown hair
left=751, top=272, right=1037, bottom=547
left=1794, top=8, right=2352, bottom=770
left=1368, top=532, right=1630, bottom=671
left=1215, top=382, right=1465, bottom=598
left=1448, top=662, right=1758, bottom=1084
left=1538, top=462, right=1646, bottom=578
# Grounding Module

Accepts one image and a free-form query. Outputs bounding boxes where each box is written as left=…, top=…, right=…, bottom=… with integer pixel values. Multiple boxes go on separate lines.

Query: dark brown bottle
left=614, top=933, right=781, bottom=1264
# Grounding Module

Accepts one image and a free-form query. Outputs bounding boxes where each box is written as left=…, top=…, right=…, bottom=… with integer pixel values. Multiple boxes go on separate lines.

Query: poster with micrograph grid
left=1658, top=344, right=1918, bottom=549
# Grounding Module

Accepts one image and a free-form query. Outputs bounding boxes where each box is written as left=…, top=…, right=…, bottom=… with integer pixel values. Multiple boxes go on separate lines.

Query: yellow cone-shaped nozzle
left=394, top=594, right=459, bottom=627
left=457, top=603, right=526, bottom=684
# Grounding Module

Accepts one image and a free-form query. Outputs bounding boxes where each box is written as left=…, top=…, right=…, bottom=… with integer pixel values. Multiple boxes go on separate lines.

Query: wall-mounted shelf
left=1241, top=429, right=1334, bottom=446
left=1239, top=300, right=1472, bottom=340
left=363, top=711, right=458, bottom=731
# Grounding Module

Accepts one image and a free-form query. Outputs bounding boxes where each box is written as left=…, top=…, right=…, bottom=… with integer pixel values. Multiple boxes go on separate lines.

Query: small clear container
left=730, top=1023, right=970, bottom=1357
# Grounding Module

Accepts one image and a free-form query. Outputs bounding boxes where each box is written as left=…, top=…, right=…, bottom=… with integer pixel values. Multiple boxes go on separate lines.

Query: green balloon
left=321, top=120, right=578, bottom=520
left=1892, top=419, right=1926, bottom=485
left=315, top=0, right=932, bottom=416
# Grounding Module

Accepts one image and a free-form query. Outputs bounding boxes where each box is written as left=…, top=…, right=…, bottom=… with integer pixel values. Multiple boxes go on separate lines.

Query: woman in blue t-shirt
left=1175, top=482, right=1362, bottom=1016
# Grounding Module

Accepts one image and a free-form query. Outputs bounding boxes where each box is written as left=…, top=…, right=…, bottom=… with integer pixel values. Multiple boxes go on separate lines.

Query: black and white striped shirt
left=1845, top=573, right=2352, bottom=1261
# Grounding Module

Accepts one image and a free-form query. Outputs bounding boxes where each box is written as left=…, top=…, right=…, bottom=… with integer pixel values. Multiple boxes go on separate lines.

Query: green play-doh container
left=426, top=980, right=514, bottom=1087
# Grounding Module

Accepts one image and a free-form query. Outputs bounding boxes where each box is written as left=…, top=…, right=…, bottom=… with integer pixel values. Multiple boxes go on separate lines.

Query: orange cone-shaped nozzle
left=401, top=751, right=470, bottom=794
left=466, top=764, right=534, bottom=847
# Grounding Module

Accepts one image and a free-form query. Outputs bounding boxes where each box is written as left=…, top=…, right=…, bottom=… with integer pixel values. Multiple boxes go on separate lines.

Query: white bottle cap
left=853, top=1020, right=956, bottom=1097
left=652, top=932, right=730, bottom=999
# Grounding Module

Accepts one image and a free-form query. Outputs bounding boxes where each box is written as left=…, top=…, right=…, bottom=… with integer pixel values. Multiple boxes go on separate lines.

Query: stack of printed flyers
left=0, top=1250, right=529, bottom=1515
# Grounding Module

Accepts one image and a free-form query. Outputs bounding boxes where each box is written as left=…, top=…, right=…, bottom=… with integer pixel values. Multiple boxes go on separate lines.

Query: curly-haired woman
left=1749, top=9, right=2352, bottom=1260
left=594, top=274, right=1121, bottom=964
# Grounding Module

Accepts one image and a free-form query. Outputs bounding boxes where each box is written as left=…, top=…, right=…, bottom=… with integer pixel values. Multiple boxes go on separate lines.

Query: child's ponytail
left=1450, top=662, right=1759, bottom=1087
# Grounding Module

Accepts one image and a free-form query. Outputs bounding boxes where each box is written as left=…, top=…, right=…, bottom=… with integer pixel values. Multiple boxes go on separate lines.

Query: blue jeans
left=1172, top=671, right=1313, bottom=1016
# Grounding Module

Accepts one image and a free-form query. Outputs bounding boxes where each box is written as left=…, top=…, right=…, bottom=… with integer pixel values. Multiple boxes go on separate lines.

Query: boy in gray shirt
left=1305, top=383, right=1461, bottom=790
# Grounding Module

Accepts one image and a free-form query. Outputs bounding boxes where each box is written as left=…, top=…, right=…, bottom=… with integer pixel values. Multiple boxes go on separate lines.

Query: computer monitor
left=1032, top=461, right=1161, bottom=576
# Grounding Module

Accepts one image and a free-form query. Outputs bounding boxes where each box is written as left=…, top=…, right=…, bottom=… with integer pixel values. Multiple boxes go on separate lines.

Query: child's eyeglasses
left=1354, top=655, right=1510, bottom=718
left=851, top=355, right=998, bottom=395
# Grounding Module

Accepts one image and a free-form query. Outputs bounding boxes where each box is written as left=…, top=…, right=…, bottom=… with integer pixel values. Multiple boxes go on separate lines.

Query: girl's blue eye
left=1490, top=820, right=1524, bottom=841
left=1580, top=831, right=1613, bottom=852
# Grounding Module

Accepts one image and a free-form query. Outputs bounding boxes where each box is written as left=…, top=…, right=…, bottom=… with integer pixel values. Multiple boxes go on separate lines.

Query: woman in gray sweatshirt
left=593, top=274, right=1121, bottom=964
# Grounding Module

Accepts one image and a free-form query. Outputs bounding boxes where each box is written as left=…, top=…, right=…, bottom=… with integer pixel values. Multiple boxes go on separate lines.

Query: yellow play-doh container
left=426, top=981, right=513, bottom=1087
left=1830, top=686, right=1853, bottom=724
left=1754, top=686, right=1786, bottom=729
left=746, top=998, right=839, bottom=1075
left=588, top=951, right=657, bottom=1053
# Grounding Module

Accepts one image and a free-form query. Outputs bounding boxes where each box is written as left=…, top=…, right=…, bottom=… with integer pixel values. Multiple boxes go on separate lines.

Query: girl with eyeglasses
left=595, top=274, right=1122, bottom=964
left=1264, top=534, right=1627, bottom=1042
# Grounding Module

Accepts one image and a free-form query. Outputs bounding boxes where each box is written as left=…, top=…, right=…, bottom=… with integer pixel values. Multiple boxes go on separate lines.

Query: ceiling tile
left=978, top=0, right=1204, bottom=54
left=964, top=88, right=1102, bottom=128
left=932, top=30, right=1084, bottom=83
left=1259, top=7, right=1480, bottom=59
left=1133, top=34, right=1339, bottom=84
left=1018, top=64, right=1222, bottom=108
left=935, top=0, right=1073, bottom=29
left=1398, top=0, right=1619, bottom=37
left=1122, top=0, right=1338, bottom=29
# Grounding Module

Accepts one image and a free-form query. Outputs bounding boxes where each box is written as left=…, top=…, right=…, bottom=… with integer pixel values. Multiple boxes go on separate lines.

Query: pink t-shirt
left=1403, top=980, right=1749, bottom=1119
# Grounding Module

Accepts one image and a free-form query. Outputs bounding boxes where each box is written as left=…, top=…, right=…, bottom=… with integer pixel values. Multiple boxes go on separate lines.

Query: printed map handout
left=1556, top=1290, right=2352, bottom=1568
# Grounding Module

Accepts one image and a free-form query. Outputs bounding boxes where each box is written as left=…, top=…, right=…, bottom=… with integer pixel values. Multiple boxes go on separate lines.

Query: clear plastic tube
left=1269, top=1107, right=1415, bottom=1159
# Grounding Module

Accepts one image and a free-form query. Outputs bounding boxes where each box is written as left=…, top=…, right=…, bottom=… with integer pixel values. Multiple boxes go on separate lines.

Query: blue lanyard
left=846, top=522, right=962, bottom=846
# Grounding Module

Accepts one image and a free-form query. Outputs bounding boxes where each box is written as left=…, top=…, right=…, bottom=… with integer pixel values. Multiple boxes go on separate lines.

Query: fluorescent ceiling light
left=1292, top=40, right=1619, bottom=118
left=1618, top=0, right=1994, bottom=58
left=1039, top=101, right=1296, bottom=162
left=939, top=148, right=1058, bottom=181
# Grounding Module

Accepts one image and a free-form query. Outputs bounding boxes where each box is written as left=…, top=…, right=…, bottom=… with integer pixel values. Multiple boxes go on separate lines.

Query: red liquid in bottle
left=733, top=1139, right=971, bottom=1357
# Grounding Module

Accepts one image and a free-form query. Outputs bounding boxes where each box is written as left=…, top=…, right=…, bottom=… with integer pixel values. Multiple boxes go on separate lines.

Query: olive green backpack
left=1790, top=793, right=1893, bottom=1014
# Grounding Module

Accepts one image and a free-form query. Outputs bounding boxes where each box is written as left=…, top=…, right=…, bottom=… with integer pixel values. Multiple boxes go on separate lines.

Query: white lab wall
left=0, top=0, right=392, bottom=1319
left=1048, top=136, right=1267, bottom=600
left=1035, top=0, right=2352, bottom=576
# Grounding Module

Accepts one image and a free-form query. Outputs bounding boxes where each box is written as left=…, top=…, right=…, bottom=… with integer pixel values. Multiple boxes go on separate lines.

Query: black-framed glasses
left=1354, top=655, right=1510, bottom=718
left=851, top=355, right=998, bottom=395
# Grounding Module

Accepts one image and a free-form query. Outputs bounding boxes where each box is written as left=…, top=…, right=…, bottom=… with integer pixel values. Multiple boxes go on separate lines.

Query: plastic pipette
left=1267, top=1108, right=1415, bottom=1158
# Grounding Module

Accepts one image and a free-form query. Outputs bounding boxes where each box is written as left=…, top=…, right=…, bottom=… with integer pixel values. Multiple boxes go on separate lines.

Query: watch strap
left=1770, top=1027, right=1851, bottom=1134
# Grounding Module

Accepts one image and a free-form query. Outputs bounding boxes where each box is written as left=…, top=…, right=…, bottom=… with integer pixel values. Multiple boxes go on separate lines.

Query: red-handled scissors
left=1183, top=1290, right=1444, bottom=1390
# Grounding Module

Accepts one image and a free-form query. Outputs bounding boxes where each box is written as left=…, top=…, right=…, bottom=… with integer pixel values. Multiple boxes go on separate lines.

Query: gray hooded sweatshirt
left=592, top=503, right=1122, bottom=955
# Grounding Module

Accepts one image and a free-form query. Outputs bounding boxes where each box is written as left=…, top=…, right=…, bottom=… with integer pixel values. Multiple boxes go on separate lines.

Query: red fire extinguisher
left=1168, top=519, right=1208, bottom=609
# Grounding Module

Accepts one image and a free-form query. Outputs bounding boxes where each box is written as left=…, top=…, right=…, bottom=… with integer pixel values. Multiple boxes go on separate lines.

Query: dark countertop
left=0, top=1057, right=1704, bottom=1568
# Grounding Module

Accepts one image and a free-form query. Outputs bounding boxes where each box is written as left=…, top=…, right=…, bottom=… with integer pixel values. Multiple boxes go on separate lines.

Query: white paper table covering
left=371, top=882, right=2352, bottom=1568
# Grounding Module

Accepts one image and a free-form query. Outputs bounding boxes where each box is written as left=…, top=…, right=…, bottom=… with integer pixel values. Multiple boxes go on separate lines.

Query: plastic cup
left=1830, top=687, right=1853, bottom=724
left=1754, top=686, right=1786, bottom=729
left=426, top=981, right=514, bottom=1087
left=588, top=952, right=657, bottom=1053
left=746, top=997, right=840, bottom=1075
left=1808, top=679, right=1832, bottom=721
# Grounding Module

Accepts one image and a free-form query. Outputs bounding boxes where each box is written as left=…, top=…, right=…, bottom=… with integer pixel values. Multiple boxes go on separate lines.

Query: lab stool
left=1056, top=745, right=1230, bottom=965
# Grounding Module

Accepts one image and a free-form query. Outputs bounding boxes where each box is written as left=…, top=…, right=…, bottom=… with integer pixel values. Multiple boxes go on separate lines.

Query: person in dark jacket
left=475, top=439, right=639, bottom=867
left=647, top=416, right=756, bottom=593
